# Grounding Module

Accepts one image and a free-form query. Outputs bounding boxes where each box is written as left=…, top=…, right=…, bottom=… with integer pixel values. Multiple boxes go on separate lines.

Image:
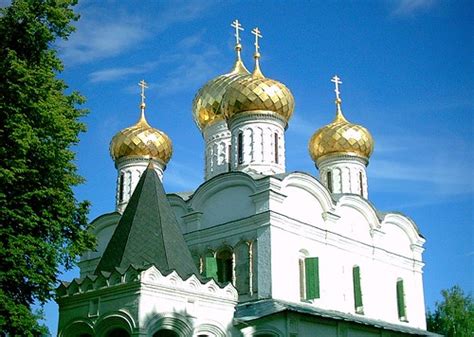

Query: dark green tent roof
left=94, top=163, right=199, bottom=278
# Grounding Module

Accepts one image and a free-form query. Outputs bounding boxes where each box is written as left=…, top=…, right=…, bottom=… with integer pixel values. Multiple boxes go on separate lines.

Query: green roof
left=94, top=163, right=199, bottom=278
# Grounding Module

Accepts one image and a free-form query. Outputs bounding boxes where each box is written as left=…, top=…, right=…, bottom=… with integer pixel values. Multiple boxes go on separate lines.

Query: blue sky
left=41, top=0, right=473, bottom=334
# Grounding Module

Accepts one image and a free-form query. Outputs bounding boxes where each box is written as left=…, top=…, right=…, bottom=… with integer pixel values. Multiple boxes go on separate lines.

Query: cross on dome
left=251, top=27, right=262, bottom=56
left=231, top=19, right=244, bottom=45
left=139, top=80, right=148, bottom=108
left=331, top=75, right=342, bottom=102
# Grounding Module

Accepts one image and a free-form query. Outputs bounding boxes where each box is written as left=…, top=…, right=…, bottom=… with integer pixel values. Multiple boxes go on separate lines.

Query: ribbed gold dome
left=110, top=111, right=173, bottom=164
left=192, top=57, right=249, bottom=131
left=309, top=106, right=374, bottom=163
left=221, top=63, right=295, bottom=125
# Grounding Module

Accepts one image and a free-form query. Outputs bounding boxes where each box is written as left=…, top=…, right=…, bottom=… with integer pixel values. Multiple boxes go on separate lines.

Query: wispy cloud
left=59, top=18, right=147, bottom=65
left=60, top=1, right=213, bottom=66
left=164, top=160, right=202, bottom=191
left=391, top=0, right=436, bottom=16
left=89, top=62, right=160, bottom=83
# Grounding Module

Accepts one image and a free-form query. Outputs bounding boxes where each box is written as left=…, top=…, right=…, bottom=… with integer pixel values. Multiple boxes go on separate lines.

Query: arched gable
left=280, top=172, right=333, bottom=212
left=168, top=194, right=189, bottom=231
left=333, top=195, right=381, bottom=244
left=189, top=172, right=257, bottom=227
left=379, top=213, right=425, bottom=257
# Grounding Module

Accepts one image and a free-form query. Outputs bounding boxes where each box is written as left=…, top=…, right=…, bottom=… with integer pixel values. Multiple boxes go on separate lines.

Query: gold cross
left=251, top=27, right=262, bottom=54
left=138, top=79, right=148, bottom=106
left=231, top=19, right=244, bottom=45
left=331, top=75, right=342, bottom=101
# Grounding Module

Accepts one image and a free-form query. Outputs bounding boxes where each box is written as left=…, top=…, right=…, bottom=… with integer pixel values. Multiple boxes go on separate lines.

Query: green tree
left=427, top=285, right=474, bottom=337
left=0, top=0, right=94, bottom=335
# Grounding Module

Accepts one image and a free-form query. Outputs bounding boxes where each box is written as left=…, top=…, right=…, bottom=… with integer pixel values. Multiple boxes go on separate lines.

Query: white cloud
left=59, top=18, right=147, bottom=65
left=60, top=1, right=213, bottom=66
left=89, top=62, right=160, bottom=83
left=392, top=0, right=436, bottom=16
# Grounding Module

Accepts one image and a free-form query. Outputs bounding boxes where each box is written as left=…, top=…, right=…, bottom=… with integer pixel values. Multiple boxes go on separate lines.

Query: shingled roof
left=94, top=163, right=199, bottom=278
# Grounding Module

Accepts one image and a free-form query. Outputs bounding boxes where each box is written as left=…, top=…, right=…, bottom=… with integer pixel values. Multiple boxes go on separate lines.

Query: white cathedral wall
left=203, top=120, right=231, bottom=181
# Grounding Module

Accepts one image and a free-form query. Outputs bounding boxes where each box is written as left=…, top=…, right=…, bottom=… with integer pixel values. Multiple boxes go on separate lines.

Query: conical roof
left=94, top=163, right=198, bottom=278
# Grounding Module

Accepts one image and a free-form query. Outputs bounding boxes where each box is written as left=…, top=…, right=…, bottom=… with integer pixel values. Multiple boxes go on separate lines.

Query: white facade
left=228, top=113, right=286, bottom=176
left=114, top=158, right=165, bottom=213
left=81, top=171, right=428, bottom=333
left=203, top=120, right=231, bottom=180
left=317, top=155, right=369, bottom=198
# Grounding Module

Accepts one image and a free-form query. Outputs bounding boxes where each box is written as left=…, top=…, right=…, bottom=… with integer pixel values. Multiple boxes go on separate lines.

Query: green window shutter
left=353, top=266, right=363, bottom=312
left=305, top=257, right=320, bottom=300
left=205, top=256, right=218, bottom=280
left=397, top=279, right=406, bottom=319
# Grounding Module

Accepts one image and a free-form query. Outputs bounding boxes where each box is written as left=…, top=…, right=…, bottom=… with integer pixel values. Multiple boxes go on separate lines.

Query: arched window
left=397, top=278, right=407, bottom=321
left=119, top=172, right=125, bottom=202
left=353, top=265, right=364, bottom=314
left=326, top=171, right=333, bottom=192
left=106, top=328, right=130, bottom=337
left=153, top=329, right=178, bottom=337
left=274, top=132, right=279, bottom=164
left=237, top=132, right=243, bottom=164
left=299, top=253, right=320, bottom=301
left=216, top=248, right=233, bottom=283
left=359, top=171, right=364, bottom=195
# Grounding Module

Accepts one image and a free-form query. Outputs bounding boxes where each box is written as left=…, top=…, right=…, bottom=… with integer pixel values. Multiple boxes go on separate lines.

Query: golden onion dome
left=309, top=101, right=374, bottom=164
left=192, top=47, right=249, bottom=131
left=221, top=36, right=295, bottom=126
left=110, top=106, right=173, bottom=164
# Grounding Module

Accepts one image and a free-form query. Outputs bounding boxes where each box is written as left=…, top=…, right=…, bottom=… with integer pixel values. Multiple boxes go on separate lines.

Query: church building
left=56, top=21, right=438, bottom=337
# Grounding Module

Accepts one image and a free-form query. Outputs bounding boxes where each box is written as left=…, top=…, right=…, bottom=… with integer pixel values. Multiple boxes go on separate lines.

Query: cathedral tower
left=192, top=20, right=249, bottom=180
left=309, top=76, right=374, bottom=198
left=221, top=27, right=295, bottom=175
left=109, top=80, right=173, bottom=212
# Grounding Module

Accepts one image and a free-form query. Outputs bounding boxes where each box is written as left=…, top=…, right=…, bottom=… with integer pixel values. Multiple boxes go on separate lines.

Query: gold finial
left=331, top=75, right=345, bottom=119
left=251, top=27, right=264, bottom=78
left=138, top=79, right=149, bottom=121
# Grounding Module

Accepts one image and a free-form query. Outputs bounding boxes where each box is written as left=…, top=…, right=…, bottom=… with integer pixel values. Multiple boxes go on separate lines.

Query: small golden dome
left=110, top=109, right=173, bottom=164
left=309, top=105, right=374, bottom=163
left=192, top=57, right=249, bottom=131
left=221, top=58, right=295, bottom=125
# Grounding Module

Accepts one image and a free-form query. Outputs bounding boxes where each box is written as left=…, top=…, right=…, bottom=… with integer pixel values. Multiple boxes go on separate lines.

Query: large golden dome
left=192, top=55, right=249, bottom=131
left=110, top=110, right=173, bottom=164
left=221, top=59, right=295, bottom=125
left=309, top=105, right=374, bottom=163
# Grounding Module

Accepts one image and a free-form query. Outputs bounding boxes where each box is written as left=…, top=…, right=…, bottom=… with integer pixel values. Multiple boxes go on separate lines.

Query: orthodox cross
left=231, top=19, right=244, bottom=45
left=138, top=79, right=148, bottom=106
left=331, top=75, right=342, bottom=101
left=251, top=27, right=262, bottom=54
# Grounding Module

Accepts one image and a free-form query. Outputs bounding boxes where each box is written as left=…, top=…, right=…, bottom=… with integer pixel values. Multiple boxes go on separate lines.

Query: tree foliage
left=427, top=285, right=474, bottom=337
left=0, top=0, right=94, bottom=335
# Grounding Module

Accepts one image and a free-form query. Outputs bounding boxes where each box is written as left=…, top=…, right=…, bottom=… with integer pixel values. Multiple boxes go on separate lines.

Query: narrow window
left=300, top=256, right=320, bottom=300
left=299, top=258, right=306, bottom=299
left=397, top=279, right=407, bottom=321
left=216, top=249, right=233, bottom=283
left=353, top=266, right=364, bottom=314
left=204, top=254, right=218, bottom=280
left=305, top=257, right=320, bottom=300
left=228, top=144, right=232, bottom=170
left=327, top=171, right=333, bottom=192
left=118, top=173, right=125, bottom=202
left=237, top=132, right=243, bottom=164
left=359, top=171, right=364, bottom=195
left=274, top=132, right=279, bottom=164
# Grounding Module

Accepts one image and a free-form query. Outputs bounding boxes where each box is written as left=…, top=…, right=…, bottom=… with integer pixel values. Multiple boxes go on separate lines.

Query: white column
left=229, top=113, right=286, bottom=176
left=115, top=158, right=165, bottom=213
left=317, top=155, right=369, bottom=198
left=203, top=120, right=231, bottom=181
